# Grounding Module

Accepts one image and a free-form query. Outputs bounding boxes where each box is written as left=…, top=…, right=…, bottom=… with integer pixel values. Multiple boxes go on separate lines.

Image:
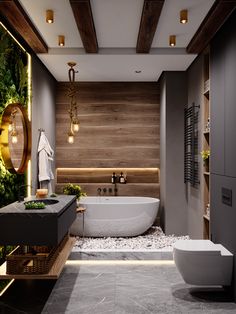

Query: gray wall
left=186, top=55, right=204, bottom=239
left=31, top=55, right=56, bottom=193
left=160, top=72, right=188, bottom=235
left=210, top=10, right=236, bottom=300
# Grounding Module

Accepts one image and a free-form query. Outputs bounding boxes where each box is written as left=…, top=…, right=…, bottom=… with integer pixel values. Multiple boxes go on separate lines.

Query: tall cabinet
left=203, top=51, right=210, bottom=239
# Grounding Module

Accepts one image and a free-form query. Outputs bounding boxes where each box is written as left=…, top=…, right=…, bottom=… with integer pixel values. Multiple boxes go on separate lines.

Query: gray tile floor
left=1, top=251, right=236, bottom=313
left=42, top=252, right=236, bottom=314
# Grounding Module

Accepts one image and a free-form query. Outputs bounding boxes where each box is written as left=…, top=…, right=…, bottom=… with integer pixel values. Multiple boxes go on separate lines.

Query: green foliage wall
left=0, top=25, right=28, bottom=207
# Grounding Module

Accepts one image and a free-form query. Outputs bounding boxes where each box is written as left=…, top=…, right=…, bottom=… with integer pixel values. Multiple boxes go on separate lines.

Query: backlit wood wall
left=55, top=82, right=160, bottom=197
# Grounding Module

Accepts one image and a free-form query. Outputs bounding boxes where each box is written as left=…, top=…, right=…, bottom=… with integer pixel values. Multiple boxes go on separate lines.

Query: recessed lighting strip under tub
left=66, top=260, right=174, bottom=266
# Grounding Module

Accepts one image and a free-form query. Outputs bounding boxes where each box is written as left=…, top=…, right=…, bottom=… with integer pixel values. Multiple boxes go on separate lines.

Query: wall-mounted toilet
left=173, top=240, right=233, bottom=286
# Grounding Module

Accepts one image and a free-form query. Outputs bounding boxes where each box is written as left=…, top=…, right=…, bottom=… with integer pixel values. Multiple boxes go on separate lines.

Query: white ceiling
left=19, top=0, right=216, bottom=82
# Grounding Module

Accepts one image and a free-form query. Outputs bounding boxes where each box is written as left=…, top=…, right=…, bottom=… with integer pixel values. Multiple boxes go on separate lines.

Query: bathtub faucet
left=112, top=174, right=118, bottom=196
left=97, top=188, right=101, bottom=196
left=113, top=182, right=118, bottom=196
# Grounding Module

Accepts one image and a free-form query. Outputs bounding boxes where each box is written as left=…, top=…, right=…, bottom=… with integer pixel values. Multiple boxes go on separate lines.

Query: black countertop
left=0, top=195, right=76, bottom=215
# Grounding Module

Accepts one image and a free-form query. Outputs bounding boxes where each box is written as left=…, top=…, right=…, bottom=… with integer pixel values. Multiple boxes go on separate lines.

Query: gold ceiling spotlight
left=46, top=10, right=54, bottom=24
left=58, top=35, right=65, bottom=47
left=180, top=9, right=188, bottom=24
left=169, top=35, right=176, bottom=47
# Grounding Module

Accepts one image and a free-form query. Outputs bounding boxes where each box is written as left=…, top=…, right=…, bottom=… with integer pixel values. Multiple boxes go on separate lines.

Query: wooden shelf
left=203, top=214, right=210, bottom=221
left=0, top=237, right=75, bottom=280
left=204, top=89, right=210, bottom=97
left=203, top=52, right=210, bottom=240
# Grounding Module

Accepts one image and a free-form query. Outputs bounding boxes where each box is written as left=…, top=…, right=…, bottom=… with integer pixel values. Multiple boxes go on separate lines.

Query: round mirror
left=0, top=103, right=31, bottom=174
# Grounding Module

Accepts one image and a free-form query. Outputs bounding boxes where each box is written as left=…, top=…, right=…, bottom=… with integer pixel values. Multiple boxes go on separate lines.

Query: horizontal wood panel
left=56, top=82, right=159, bottom=103
left=56, top=135, right=159, bottom=147
left=56, top=102, right=159, bottom=114
left=56, top=113, right=160, bottom=125
left=56, top=183, right=160, bottom=198
left=56, top=147, right=159, bottom=160
left=56, top=159, right=160, bottom=168
left=56, top=126, right=159, bottom=139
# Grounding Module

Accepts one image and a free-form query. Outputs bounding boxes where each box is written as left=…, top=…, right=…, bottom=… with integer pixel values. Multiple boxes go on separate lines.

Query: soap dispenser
left=111, top=172, right=116, bottom=184
left=119, top=172, right=125, bottom=184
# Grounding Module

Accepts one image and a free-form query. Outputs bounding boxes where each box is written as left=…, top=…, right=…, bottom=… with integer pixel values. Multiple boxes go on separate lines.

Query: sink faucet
left=18, top=185, right=32, bottom=202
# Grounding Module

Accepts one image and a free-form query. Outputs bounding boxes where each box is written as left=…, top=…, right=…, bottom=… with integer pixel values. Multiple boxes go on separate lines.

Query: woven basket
left=6, top=234, right=68, bottom=275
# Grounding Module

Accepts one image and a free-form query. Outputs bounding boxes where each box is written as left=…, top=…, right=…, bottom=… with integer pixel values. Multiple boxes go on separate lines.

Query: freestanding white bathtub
left=70, top=196, right=160, bottom=237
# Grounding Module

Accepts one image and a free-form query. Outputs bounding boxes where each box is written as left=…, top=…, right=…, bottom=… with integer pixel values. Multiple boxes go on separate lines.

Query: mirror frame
left=0, top=103, right=31, bottom=174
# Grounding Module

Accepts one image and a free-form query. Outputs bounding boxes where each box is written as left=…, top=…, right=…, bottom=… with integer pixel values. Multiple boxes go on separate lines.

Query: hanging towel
left=38, top=131, right=54, bottom=182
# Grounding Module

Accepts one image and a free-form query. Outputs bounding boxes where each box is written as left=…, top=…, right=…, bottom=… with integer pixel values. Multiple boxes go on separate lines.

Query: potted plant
left=63, top=183, right=86, bottom=203
left=200, top=150, right=210, bottom=172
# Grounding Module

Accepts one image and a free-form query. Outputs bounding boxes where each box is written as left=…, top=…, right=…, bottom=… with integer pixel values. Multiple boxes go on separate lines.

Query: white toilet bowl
left=173, top=240, right=233, bottom=286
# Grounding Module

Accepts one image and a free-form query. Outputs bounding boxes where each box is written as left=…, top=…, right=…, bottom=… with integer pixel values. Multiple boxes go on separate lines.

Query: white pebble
left=73, top=227, right=189, bottom=251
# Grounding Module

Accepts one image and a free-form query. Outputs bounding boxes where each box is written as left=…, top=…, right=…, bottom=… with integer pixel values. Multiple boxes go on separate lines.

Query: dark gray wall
left=186, top=55, right=204, bottom=239
left=31, top=56, right=57, bottom=193
left=210, top=10, right=236, bottom=300
left=160, top=72, right=188, bottom=235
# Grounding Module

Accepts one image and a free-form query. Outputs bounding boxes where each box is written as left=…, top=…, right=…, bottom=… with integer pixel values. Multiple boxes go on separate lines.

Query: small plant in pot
left=63, top=183, right=86, bottom=204
left=200, top=150, right=210, bottom=172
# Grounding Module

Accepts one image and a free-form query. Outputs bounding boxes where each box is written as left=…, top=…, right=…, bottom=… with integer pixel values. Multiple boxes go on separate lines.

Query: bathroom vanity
left=0, top=195, right=77, bottom=279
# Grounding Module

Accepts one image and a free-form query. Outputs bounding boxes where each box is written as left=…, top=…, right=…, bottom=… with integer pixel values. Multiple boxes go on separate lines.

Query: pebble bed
left=73, top=226, right=189, bottom=251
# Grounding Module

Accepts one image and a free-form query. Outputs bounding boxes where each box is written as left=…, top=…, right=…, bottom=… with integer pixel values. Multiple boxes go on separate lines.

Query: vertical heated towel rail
left=184, top=102, right=199, bottom=187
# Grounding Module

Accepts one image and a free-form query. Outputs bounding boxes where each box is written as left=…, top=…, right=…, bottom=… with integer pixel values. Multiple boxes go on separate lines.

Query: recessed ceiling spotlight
left=46, top=10, right=54, bottom=24
left=169, top=35, right=176, bottom=47
left=58, top=35, right=65, bottom=47
left=180, top=9, right=188, bottom=24
left=135, top=70, right=142, bottom=73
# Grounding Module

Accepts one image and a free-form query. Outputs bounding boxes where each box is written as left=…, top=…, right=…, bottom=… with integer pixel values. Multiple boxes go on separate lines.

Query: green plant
left=0, top=24, right=28, bottom=208
left=63, top=183, right=86, bottom=200
left=0, top=159, right=25, bottom=207
left=200, top=150, right=210, bottom=161
left=24, top=201, right=46, bottom=209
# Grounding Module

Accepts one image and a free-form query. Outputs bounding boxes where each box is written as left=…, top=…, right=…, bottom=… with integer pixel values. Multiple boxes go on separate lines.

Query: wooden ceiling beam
left=187, top=0, right=236, bottom=54
left=69, top=0, right=98, bottom=53
left=136, top=0, right=165, bottom=53
left=0, top=0, right=48, bottom=53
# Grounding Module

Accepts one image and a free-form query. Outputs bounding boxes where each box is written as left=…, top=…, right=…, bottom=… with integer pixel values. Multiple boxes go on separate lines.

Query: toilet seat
left=173, top=240, right=233, bottom=286
left=174, top=240, right=232, bottom=255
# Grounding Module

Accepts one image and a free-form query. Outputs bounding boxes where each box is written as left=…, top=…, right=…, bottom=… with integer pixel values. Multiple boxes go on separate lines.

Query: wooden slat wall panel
left=56, top=160, right=159, bottom=168
left=55, top=82, right=160, bottom=197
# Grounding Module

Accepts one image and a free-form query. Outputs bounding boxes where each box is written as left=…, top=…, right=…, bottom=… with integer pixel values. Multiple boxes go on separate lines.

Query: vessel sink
left=36, top=199, right=59, bottom=205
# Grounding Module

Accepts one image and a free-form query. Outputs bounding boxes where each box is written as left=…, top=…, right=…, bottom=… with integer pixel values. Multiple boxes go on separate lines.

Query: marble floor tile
left=2, top=251, right=236, bottom=314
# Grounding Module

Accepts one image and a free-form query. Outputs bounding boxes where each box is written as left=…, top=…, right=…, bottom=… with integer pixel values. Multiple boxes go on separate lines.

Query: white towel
left=38, top=131, right=54, bottom=182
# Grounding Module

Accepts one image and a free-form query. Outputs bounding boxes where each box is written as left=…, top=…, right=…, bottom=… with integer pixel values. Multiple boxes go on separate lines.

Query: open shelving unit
left=0, top=237, right=75, bottom=280
left=203, top=51, right=210, bottom=239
